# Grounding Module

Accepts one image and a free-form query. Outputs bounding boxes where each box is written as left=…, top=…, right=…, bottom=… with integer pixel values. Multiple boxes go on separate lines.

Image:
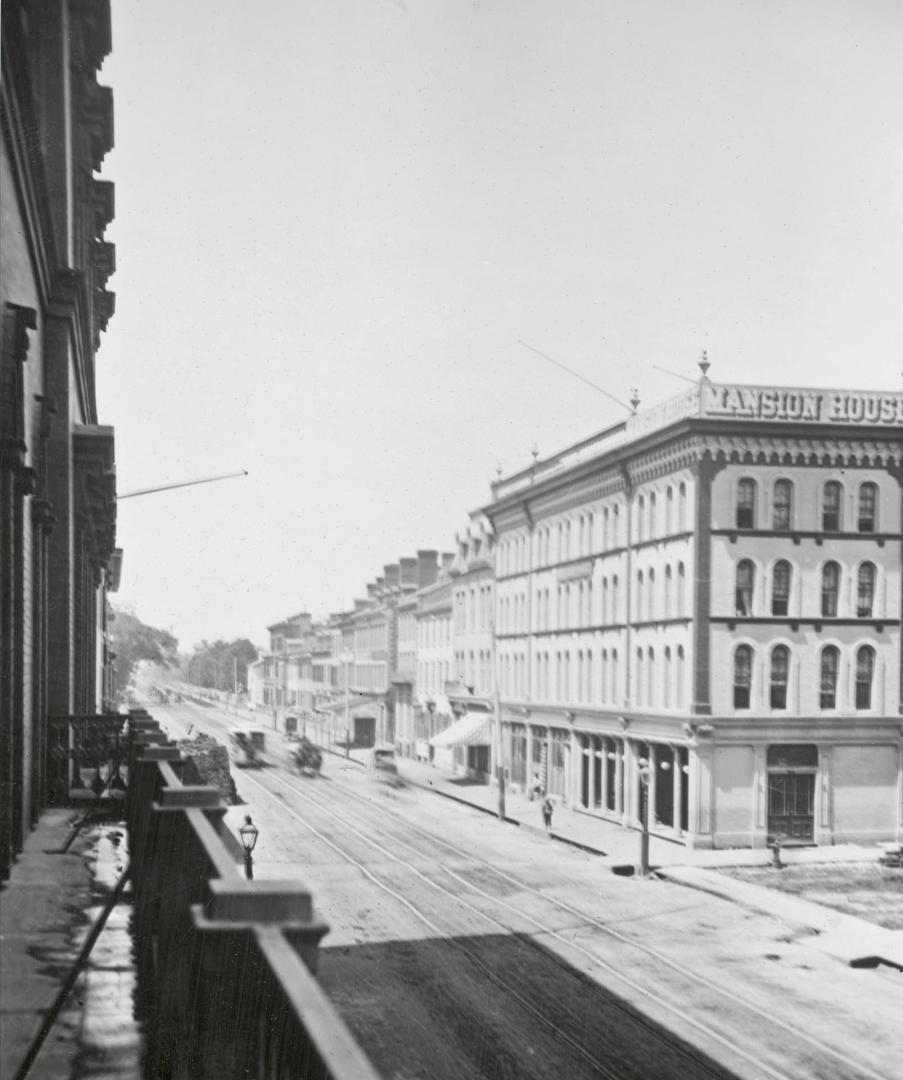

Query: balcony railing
left=126, top=711, right=381, bottom=1080
left=48, top=712, right=129, bottom=805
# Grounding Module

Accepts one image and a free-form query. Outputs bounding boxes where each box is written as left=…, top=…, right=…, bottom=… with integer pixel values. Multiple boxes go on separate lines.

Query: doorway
left=767, top=744, right=817, bottom=843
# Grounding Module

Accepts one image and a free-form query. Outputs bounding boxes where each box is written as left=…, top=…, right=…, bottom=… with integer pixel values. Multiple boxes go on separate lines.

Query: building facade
left=1, top=1, right=119, bottom=878
left=484, top=376, right=902, bottom=848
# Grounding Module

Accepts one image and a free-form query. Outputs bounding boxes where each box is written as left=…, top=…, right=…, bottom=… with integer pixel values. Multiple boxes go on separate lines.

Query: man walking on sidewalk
left=541, top=794, right=553, bottom=830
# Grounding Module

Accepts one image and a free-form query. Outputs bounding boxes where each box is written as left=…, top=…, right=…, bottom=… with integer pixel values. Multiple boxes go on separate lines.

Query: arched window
left=648, top=568, right=656, bottom=621
left=733, top=645, right=752, bottom=709
left=612, top=575, right=619, bottom=619
left=770, top=645, right=789, bottom=709
left=856, top=646, right=875, bottom=710
left=772, top=479, right=793, bottom=530
left=678, top=483, right=687, bottom=531
left=649, top=493, right=657, bottom=538
left=858, top=482, right=877, bottom=533
left=822, top=481, right=842, bottom=532
left=736, top=560, right=755, bottom=616
left=736, top=478, right=756, bottom=529
left=603, top=507, right=610, bottom=550
left=637, top=495, right=645, bottom=542
left=664, top=565, right=673, bottom=618
left=857, top=563, right=876, bottom=618
left=647, top=647, right=655, bottom=707
left=637, top=570, right=644, bottom=622
left=676, top=645, right=685, bottom=707
left=586, top=580, right=593, bottom=624
left=601, top=649, right=608, bottom=703
left=665, top=487, right=674, bottom=533
left=612, top=648, right=619, bottom=703
left=820, top=646, right=839, bottom=710
left=588, top=513, right=594, bottom=553
left=821, top=562, right=840, bottom=617
left=636, top=647, right=644, bottom=705
left=585, top=649, right=593, bottom=702
left=772, top=560, right=791, bottom=617
left=677, top=563, right=686, bottom=616
left=663, top=646, right=672, bottom=707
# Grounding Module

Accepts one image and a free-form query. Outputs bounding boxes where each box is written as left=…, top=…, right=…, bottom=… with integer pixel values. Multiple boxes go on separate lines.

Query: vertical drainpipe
left=620, top=464, right=635, bottom=825
left=621, top=464, right=634, bottom=717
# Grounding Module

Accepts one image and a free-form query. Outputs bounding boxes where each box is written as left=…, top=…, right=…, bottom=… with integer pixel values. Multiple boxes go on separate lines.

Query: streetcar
left=229, top=725, right=267, bottom=768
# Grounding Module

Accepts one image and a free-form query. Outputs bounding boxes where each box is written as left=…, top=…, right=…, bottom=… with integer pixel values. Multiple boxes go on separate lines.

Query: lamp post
left=341, top=652, right=353, bottom=758
left=239, top=815, right=259, bottom=880
left=637, top=757, right=651, bottom=876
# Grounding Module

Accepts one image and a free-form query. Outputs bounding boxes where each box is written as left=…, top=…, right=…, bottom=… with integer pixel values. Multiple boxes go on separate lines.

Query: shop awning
left=429, top=711, right=493, bottom=748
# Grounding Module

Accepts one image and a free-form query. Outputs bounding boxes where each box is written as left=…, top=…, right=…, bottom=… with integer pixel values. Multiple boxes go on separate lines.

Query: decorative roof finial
left=495, top=463, right=503, bottom=479
left=699, top=349, right=710, bottom=378
left=629, top=388, right=640, bottom=413
left=531, top=444, right=539, bottom=462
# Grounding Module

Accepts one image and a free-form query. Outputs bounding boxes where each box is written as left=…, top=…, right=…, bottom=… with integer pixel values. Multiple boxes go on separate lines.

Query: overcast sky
left=96, top=0, right=902, bottom=650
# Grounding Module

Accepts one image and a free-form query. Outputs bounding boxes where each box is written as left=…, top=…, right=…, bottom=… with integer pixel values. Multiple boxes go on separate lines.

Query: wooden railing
left=126, top=711, right=381, bottom=1080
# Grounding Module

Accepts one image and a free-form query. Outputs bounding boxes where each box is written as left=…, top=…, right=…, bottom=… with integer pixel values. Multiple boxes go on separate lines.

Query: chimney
left=399, top=557, right=418, bottom=587
left=441, top=552, right=455, bottom=571
left=383, top=564, right=400, bottom=588
left=366, top=583, right=378, bottom=599
left=417, top=549, right=439, bottom=588
left=354, top=599, right=367, bottom=611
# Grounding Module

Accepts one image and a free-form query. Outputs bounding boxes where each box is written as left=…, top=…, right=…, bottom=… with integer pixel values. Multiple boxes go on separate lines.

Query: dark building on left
left=1, top=0, right=119, bottom=878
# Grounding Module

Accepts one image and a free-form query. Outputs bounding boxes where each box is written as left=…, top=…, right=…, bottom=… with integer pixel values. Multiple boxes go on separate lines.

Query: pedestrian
left=530, top=771, right=542, bottom=801
left=542, top=794, right=553, bottom=831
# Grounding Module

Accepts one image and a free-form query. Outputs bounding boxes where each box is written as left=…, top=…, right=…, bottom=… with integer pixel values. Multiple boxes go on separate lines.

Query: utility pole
left=491, top=621, right=506, bottom=821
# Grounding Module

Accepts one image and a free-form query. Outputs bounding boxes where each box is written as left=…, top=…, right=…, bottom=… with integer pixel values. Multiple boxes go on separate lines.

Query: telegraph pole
left=491, top=621, right=506, bottom=821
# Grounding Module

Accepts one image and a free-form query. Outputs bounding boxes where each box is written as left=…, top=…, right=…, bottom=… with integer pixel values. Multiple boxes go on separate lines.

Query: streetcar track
left=240, top=767, right=777, bottom=1080
left=161, top=706, right=893, bottom=1080
left=294, top=764, right=896, bottom=1080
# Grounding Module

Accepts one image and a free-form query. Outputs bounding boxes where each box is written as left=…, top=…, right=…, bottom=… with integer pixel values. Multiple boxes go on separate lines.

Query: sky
left=95, top=0, right=903, bottom=651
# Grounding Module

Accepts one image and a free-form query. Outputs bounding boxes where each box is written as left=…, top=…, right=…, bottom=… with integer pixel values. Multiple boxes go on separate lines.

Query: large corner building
left=485, top=376, right=902, bottom=849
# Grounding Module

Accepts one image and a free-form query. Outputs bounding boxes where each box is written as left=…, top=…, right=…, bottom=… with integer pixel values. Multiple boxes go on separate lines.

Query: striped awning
left=429, top=711, right=493, bottom=748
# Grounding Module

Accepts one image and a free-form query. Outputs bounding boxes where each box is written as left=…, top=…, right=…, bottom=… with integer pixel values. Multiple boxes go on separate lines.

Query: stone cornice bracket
left=79, top=79, right=114, bottom=170
left=92, top=179, right=115, bottom=237
left=618, top=715, right=630, bottom=731
left=521, top=500, right=534, bottom=530
left=92, top=240, right=116, bottom=287
left=7, top=304, right=37, bottom=363
left=72, top=0, right=113, bottom=70
left=31, top=498, right=56, bottom=535
left=618, top=462, right=633, bottom=495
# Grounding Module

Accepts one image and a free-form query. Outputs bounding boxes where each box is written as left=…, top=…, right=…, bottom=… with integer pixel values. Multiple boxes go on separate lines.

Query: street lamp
left=239, top=815, right=259, bottom=880
left=637, top=757, right=651, bottom=876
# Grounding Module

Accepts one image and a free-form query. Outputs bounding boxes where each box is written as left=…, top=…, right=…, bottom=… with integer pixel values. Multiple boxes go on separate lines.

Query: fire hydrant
left=770, top=838, right=783, bottom=869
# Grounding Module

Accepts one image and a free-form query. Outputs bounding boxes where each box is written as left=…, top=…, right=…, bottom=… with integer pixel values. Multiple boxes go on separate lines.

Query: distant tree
left=109, top=606, right=179, bottom=702
left=185, top=638, right=258, bottom=692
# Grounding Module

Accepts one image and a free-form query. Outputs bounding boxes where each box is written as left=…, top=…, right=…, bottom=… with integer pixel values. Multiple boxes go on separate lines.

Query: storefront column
left=816, top=745, right=834, bottom=846
left=525, top=723, right=533, bottom=790
left=624, top=740, right=639, bottom=826
left=647, top=744, right=658, bottom=827
left=672, top=746, right=683, bottom=838
left=688, top=738, right=715, bottom=849
left=569, top=728, right=580, bottom=808
left=752, top=745, right=767, bottom=848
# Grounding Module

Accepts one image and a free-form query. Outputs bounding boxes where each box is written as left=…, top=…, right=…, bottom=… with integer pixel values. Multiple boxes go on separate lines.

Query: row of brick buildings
left=250, top=373, right=903, bottom=851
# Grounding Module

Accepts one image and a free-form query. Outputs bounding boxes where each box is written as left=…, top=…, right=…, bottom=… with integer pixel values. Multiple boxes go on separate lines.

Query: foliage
left=183, top=638, right=259, bottom=693
left=109, top=605, right=179, bottom=701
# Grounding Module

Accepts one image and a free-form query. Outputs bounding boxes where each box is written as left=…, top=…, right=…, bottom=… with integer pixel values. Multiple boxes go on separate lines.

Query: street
left=149, top=692, right=903, bottom=1080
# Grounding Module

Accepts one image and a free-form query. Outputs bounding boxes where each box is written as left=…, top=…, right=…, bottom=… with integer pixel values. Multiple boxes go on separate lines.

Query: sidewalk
left=0, top=809, right=140, bottom=1080
left=394, top=756, right=903, bottom=970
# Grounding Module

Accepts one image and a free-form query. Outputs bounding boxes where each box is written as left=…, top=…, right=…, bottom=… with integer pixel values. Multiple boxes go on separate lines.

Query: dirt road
left=150, top=694, right=903, bottom=1080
